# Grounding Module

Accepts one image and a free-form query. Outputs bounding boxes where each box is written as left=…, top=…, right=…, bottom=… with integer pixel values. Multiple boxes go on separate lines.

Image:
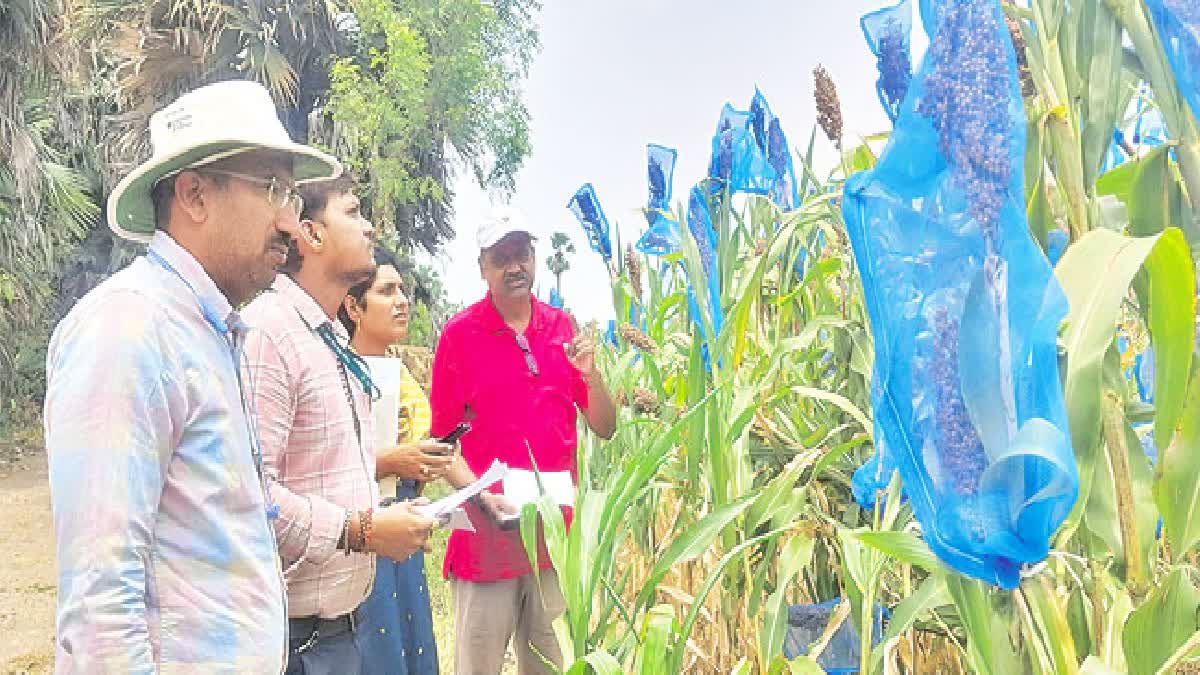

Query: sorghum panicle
left=631, top=387, right=660, bottom=415
left=929, top=308, right=988, bottom=495
left=648, top=156, right=667, bottom=207
left=877, top=18, right=912, bottom=115
left=618, top=323, right=657, bottom=354
left=625, top=243, right=644, bottom=300
left=813, top=65, right=844, bottom=149
left=916, top=0, right=1013, bottom=239
left=1004, top=13, right=1036, bottom=98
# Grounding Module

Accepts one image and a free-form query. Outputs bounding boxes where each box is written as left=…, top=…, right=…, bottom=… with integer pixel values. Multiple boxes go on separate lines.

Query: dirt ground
left=0, top=445, right=55, bottom=675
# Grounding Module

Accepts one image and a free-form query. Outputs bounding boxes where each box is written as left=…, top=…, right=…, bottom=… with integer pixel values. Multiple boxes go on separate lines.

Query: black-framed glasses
left=198, top=169, right=304, bottom=215
left=514, top=333, right=539, bottom=377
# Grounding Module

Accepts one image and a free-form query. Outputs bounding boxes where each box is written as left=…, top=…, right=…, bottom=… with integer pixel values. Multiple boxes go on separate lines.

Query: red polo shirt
left=430, top=293, right=588, bottom=581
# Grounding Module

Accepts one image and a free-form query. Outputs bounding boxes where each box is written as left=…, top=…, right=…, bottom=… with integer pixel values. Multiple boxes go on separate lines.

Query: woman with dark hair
left=342, top=247, right=449, bottom=675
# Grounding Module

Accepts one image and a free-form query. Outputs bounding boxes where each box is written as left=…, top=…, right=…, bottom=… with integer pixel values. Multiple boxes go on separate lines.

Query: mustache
left=504, top=272, right=529, bottom=284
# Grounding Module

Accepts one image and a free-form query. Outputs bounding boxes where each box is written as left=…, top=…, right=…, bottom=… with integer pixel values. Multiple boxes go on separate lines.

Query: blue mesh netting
left=647, top=144, right=677, bottom=213
left=567, top=183, right=614, bottom=260
left=636, top=215, right=682, bottom=256
left=919, top=0, right=947, bottom=39
left=686, top=186, right=723, bottom=369
left=843, top=0, right=1078, bottom=589
left=1146, top=0, right=1200, bottom=125
left=782, top=600, right=887, bottom=673
left=639, top=144, right=684, bottom=257
left=708, top=103, right=776, bottom=196
left=861, top=0, right=914, bottom=124
left=750, top=89, right=801, bottom=209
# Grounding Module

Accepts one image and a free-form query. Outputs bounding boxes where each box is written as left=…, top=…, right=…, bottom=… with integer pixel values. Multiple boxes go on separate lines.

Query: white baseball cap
left=476, top=205, right=538, bottom=249
left=106, top=80, right=342, bottom=242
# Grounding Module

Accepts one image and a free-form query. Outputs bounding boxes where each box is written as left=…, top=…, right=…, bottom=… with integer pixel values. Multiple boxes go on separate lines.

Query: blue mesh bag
left=1145, top=0, right=1200, bottom=124
left=707, top=103, right=776, bottom=196
left=750, top=89, right=801, bottom=209
left=567, top=183, right=614, bottom=260
left=918, top=0, right=948, bottom=38
left=638, top=144, right=684, bottom=256
left=781, top=600, right=887, bottom=673
left=686, top=186, right=723, bottom=368
left=646, top=144, right=677, bottom=214
left=861, top=0, right=914, bottom=124
left=842, top=0, right=1078, bottom=588
left=636, top=215, right=682, bottom=257
left=548, top=286, right=564, bottom=309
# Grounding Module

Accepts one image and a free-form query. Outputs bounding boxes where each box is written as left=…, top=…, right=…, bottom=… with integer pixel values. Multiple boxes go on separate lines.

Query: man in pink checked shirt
left=242, top=174, right=435, bottom=675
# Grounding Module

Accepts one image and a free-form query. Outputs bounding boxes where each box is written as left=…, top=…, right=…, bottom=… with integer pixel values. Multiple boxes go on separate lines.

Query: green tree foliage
left=0, top=0, right=538, bottom=424
left=327, top=0, right=538, bottom=251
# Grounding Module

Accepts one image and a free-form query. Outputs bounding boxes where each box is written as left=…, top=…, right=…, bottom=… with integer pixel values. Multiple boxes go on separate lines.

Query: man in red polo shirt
left=430, top=206, right=617, bottom=674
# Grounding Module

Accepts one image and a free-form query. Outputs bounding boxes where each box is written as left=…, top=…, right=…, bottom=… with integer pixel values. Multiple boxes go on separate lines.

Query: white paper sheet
left=363, top=356, right=403, bottom=500
left=414, top=459, right=508, bottom=529
left=502, top=469, right=576, bottom=508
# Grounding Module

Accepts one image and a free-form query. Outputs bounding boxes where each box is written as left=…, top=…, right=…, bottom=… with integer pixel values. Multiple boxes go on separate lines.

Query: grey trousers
left=452, top=568, right=565, bottom=675
left=285, top=623, right=364, bottom=675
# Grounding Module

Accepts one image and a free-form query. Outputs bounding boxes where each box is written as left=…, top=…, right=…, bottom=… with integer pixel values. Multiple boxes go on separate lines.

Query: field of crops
left=525, top=1, right=1200, bottom=673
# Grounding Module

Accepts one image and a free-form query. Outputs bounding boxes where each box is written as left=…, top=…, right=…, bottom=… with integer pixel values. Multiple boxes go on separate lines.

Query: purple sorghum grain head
left=767, top=118, right=789, bottom=177
left=915, top=0, right=1013, bottom=239
left=876, top=18, right=913, bottom=117
left=648, top=156, right=667, bottom=207
left=928, top=307, right=987, bottom=495
left=687, top=187, right=716, bottom=274
left=750, top=93, right=769, bottom=152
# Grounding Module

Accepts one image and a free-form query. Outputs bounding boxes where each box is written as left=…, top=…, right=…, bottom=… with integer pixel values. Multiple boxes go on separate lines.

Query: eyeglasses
left=198, top=169, right=304, bottom=215
left=514, top=333, right=539, bottom=377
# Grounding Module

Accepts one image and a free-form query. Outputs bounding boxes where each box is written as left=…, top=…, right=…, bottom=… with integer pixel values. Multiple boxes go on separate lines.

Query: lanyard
left=314, top=321, right=382, bottom=401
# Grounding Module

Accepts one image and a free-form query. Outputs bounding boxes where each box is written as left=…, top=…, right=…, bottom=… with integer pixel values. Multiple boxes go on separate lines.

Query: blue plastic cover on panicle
left=842, top=0, right=1078, bottom=589
left=919, top=0, right=947, bottom=38
left=1145, top=0, right=1200, bottom=125
left=636, top=213, right=682, bottom=257
left=640, top=144, right=683, bottom=256
left=567, top=183, right=614, bottom=260
left=861, top=0, right=914, bottom=124
left=782, top=599, right=888, bottom=673
left=708, top=103, right=777, bottom=196
left=647, top=144, right=678, bottom=214
left=749, top=89, right=801, bottom=210
left=548, top=286, right=564, bottom=309
left=1046, top=228, right=1069, bottom=266
left=685, top=186, right=723, bottom=369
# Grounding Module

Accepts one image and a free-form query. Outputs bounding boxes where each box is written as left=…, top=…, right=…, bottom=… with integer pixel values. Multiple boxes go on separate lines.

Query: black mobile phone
left=437, top=422, right=471, bottom=445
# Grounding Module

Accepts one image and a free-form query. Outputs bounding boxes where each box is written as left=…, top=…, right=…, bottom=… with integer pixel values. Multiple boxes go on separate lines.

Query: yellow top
left=396, top=359, right=432, bottom=443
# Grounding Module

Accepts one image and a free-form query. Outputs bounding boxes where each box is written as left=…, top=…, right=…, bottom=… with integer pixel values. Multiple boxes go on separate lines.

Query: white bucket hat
left=106, top=80, right=342, bottom=242
left=476, top=205, right=539, bottom=249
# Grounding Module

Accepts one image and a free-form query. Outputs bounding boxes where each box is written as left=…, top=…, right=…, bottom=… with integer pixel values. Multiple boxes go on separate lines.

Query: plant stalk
left=1101, top=391, right=1147, bottom=597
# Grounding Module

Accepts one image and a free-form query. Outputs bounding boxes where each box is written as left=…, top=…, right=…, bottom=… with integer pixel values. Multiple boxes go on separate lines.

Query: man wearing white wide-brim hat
left=43, top=80, right=341, bottom=674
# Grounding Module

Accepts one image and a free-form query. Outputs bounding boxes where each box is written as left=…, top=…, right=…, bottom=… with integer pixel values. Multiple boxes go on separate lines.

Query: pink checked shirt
left=242, top=275, right=378, bottom=619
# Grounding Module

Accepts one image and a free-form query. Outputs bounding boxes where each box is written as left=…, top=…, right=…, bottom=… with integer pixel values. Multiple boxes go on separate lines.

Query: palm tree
left=0, top=0, right=100, bottom=419
left=545, top=231, right=575, bottom=297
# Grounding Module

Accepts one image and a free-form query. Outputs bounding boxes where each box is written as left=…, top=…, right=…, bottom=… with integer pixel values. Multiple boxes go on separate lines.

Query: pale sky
left=420, top=0, right=929, bottom=322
